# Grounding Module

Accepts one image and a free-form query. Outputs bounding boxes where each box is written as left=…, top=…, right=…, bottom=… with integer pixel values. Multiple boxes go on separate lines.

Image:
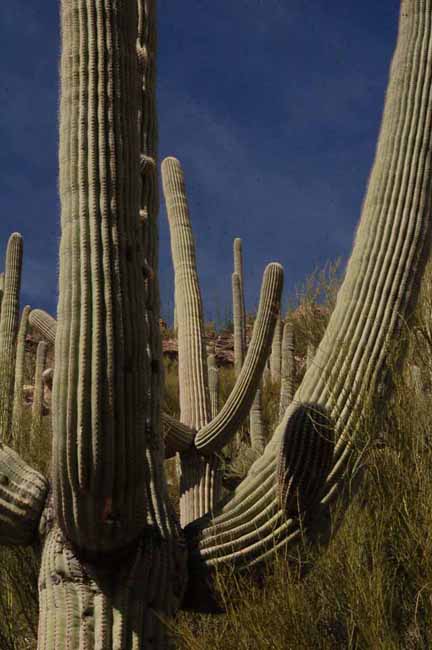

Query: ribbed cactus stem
left=37, top=1, right=188, bottom=646
left=0, top=233, right=23, bottom=443
left=162, top=411, right=195, bottom=457
left=207, top=353, right=220, bottom=419
left=250, top=383, right=265, bottom=454
left=0, top=445, right=48, bottom=545
left=232, top=272, right=244, bottom=377
left=279, top=319, right=295, bottom=420
left=195, top=263, right=284, bottom=454
left=276, top=404, right=334, bottom=517
left=0, top=272, right=4, bottom=318
left=29, top=309, right=56, bottom=346
left=12, top=305, right=31, bottom=443
left=270, top=315, right=282, bottom=382
left=233, top=237, right=246, bottom=358
left=32, top=340, right=48, bottom=434
left=162, top=155, right=217, bottom=525
left=185, top=3, right=432, bottom=571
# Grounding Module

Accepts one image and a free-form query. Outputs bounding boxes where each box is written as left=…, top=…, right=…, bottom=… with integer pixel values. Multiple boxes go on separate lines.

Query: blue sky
left=0, top=2, right=400, bottom=325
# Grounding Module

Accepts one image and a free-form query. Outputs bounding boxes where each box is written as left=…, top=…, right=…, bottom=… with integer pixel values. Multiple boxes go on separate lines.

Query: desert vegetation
left=1, top=0, right=432, bottom=648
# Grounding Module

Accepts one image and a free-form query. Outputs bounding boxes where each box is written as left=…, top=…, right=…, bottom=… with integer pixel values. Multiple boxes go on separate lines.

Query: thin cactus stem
left=233, top=237, right=247, bottom=360
left=250, top=382, right=265, bottom=454
left=232, top=272, right=244, bottom=377
left=12, top=305, right=31, bottom=444
left=162, top=155, right=218, bottom=526
left=207, top=353, right=220, bottom=420
left=0, top=233, right=23, bottom=443
left=185, top=3, right=432, bottom=572
left=32, top=340, right=48, bottom=435
left=270, top=315, right=282, bottom=383
left=279, top=319, right=295, bottom=421
left=195, top=263, right=283, bottom=454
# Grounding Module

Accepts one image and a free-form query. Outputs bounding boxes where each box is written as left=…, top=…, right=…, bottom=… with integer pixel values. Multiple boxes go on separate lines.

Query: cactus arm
left=279, top=319, right=295, bottom=420
left=233, top=237, right=247, bottom=354
left=207, top=353, right=220, bottom=419
left=270, top=315, right=282, bottom=383
left=184, top=1, right=432, bottom=571
left=162, top=156, right=218, bottom=525
left=161, top=156, right=210, bottom=429
left=161, top=411, right=195, bottom=457
left=249, top=382, right=265, bottom=454
left=12, top=305, right=31, bottom=442
left=28, top=309, right=57, bottom=346
left=232, top=272, right=244, bottom=377
left=32, top=340, right=48, bottom=434
left=0, top=234, right=23, bottom=442
left=194, top=262, right=283, bottom=454
left=0, top=444, right=48, bottom=545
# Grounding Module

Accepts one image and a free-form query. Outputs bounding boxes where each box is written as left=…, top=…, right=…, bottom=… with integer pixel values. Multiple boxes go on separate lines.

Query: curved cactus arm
left=28, top=308, right=56, bottom=346
left=162, top=411, right=195, bottom=457
left=195, top=262, right=283, bottom=454
left=0, top=444, right=48, bottom=545
left=0, top=233, right=23, bottom=443
left=183, top=1, right=432, bottom=572
left=12, top=305, right=31, bottom=443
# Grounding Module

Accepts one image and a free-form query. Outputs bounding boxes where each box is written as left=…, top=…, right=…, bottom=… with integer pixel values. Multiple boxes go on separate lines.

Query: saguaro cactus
left=32, top=340, right=48, bottom=435
left=0, top=233, right=23, bottom=442
left=1, top=2, right=432, bottom=647
left=183, top=2, right=432, bottom=573
left=162, top=156, right=283, bottom=527
left=270, top=314, right=283, bottom=383
left=12, top=304, right=31, bottom=442
left=279, top=318, right=295, bottom=421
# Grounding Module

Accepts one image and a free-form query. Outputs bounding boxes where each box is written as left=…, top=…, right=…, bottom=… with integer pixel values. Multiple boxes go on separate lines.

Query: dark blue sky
left=0, top=2, right=399, bottom=325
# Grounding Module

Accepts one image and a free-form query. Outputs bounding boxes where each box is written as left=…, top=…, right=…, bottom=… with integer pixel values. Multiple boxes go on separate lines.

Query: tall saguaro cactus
left=185, top=2, right=432, bottom=571
left=0, top=233, right=23, bottom=442
left=39, top=1, right=186, bottom=646
left=1, top=2, right=432, bottom=647
left=162, top=157, right=283, bottom=526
